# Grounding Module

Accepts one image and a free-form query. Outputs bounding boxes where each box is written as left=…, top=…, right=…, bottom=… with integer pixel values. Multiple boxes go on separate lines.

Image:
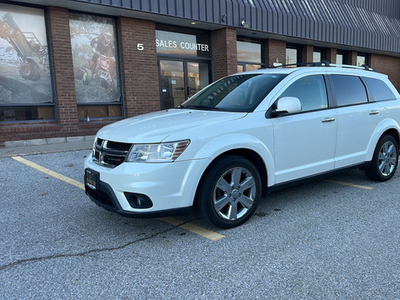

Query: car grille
left=93, top=138, right=132, bottom=168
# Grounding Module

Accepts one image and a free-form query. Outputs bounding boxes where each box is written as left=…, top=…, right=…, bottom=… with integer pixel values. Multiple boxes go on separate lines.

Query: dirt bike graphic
left=74, top=52, right=116, bottom=90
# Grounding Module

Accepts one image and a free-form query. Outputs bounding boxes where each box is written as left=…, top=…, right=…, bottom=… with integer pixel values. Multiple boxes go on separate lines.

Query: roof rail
left=270, top=60, right=379, bottom=72
left=270, top=60, right=330, bottom=68
left=328, top=63, right=379, bottom=72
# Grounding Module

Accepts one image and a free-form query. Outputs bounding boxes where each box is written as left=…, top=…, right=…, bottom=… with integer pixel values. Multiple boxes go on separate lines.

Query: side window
left=331, top=75, right=368, bottom=106
left=280, top=75, right=328, bottom=112
left=362, top=77, right=396, bottom=102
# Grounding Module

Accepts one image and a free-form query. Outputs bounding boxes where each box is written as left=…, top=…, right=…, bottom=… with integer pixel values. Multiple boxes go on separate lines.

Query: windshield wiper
left=179, top=105, right=225, bottom=111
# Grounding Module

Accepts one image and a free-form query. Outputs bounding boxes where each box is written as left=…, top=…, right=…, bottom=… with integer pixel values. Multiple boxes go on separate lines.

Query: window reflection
left=286, top=48, right=297, bottom=65
left=237, top=40, right=263, bottom=72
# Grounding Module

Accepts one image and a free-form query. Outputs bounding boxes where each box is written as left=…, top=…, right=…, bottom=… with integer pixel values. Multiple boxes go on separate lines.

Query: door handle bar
left=322, top=117, right=335, bottom=123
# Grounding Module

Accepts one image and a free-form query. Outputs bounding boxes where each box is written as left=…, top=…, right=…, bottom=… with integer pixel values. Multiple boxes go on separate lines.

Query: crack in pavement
left=1, top=219, right=193, bottom=271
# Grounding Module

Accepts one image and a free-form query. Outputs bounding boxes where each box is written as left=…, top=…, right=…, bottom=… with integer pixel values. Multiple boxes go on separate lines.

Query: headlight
left=126, top=140, right=190, bottom=163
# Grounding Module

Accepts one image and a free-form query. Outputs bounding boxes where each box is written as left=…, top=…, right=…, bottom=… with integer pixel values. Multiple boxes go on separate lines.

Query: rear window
left=331, top=75, right=368, bottom=106
left=362, top=77, right=396, bottom=102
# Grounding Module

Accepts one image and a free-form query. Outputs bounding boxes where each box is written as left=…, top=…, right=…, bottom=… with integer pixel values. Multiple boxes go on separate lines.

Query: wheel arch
left=366, top=120, right=400, bottom=162
left=194, top=148, right=269, bottom=210
left=382, top=128, right=400, bottom=149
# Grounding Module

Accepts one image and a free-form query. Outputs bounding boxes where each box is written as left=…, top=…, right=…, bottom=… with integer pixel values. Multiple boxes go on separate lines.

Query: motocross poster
left=0, top=4, right=52, bottom=104
left=69, top=13, right=121, bottom=104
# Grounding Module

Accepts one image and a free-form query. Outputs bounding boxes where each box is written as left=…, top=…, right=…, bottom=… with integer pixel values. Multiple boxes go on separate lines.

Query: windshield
left=180, top=73, right=286, bottom=112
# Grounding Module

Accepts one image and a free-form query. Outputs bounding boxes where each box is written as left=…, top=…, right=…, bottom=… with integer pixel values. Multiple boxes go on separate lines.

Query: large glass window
left=69, top=13, right=121, bottom=120
left=280, top=75, right=328, bottom=112
left=313, top=48, right=327, bottom=63
left=357, top=53, right=369, bottom=67
left=331, top=75, right=368, bottom=106
left=336, top=50, right=348, bottom=65
left=237, top=41, right=263, bottom=72
left=286, top=48, right=297, bottom=65
left=0, top=4, right=54, bottom=122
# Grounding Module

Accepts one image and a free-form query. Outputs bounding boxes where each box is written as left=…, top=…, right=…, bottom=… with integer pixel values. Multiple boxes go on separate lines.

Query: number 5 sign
left=137, top=43, right=144, bottom=51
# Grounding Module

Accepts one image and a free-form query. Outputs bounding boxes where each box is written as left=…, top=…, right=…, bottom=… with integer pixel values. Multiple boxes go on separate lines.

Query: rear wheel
left=365, top=135, right=398, bottom=181
left=197, top=155, right=261, bottom=229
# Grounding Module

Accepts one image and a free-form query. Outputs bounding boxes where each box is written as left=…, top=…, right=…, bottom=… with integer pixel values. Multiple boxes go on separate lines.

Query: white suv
left=84, top=63, right=400, bottom=228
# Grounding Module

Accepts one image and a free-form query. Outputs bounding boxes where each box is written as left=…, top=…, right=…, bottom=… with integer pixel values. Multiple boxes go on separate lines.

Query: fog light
left=124, top=193, right=153, bottom=209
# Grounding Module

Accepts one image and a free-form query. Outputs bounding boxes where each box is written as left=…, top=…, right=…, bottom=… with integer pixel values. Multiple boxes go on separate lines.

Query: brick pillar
left=327, top=48, right=337, bottom=64
left=47, top=6, right=78, bottom=132
left=118, top=17, right=160, bottom=117
left=211, top=28, right=237, bottom=80
left=265, top=39, right=286, bottom=67
left=347, top=51, right=358, bottom=65
left=302, top=45, right=313, bottom=63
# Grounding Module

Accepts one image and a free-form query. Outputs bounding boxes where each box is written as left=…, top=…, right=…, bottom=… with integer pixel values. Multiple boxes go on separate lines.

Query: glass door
left=159, top=59, right=209, bottom=109
left=159, top=60, right=185, bottom=109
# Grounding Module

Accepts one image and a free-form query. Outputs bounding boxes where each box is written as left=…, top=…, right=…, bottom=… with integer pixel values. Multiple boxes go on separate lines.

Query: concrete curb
left=0, top=136, right=95, bottom=158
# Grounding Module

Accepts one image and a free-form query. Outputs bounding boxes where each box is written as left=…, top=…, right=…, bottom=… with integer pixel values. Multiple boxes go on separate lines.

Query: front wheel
left=197, top=155, right=262, bottom=229
left=365, top=135, right=399, bottom=181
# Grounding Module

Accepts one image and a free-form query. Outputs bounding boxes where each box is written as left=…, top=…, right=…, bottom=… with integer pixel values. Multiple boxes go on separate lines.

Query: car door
left=329, top=75, right=383, bottom=169
left=271, top=74, right=337, bottom=184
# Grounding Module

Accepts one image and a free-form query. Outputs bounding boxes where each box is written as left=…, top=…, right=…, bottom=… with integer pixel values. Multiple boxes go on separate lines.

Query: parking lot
left=1, top=148, right=400, bottom=299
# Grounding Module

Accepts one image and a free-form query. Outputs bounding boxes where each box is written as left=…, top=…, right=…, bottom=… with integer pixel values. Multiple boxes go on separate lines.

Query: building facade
left=1, top=0, right=399, bottom=146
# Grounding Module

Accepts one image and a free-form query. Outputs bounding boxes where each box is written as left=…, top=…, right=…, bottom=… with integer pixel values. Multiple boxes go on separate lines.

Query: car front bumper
left=84, top=154, right=210, bottom=217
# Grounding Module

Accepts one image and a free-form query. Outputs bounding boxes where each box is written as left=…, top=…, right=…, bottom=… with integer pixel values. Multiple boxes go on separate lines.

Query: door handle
left=322, top=117, right=335, bottom=123
left=369, top=110, right=379, bottom=115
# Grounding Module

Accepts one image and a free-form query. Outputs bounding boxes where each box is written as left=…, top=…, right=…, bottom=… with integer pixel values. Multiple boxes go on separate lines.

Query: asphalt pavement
left=1, top=142, right=400, bottom=299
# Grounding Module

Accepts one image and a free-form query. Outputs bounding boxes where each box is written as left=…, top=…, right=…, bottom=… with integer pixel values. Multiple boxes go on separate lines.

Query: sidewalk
left=0, top=136, right=94, bottom=158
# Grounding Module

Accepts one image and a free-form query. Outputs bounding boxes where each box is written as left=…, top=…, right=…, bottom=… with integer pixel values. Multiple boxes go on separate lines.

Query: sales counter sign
left=156, top=30, right=210, bottom=58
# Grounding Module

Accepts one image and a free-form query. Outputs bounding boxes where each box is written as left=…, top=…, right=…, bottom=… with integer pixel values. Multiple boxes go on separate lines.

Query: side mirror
left=273, top=97, right=302, bottom=116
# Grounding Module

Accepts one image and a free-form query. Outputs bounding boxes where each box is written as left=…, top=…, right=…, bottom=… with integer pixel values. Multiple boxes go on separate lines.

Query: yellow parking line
left=12, top=156, right=225, bottom=241
left=324, top=179, right=373, bottom=190
left=12, top=156, right=85, bottom=190
left=159, top=217, right=225, bottom=241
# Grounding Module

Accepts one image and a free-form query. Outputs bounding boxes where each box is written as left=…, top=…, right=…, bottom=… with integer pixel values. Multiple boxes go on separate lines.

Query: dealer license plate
left=85, top=169, right=99, bottom=190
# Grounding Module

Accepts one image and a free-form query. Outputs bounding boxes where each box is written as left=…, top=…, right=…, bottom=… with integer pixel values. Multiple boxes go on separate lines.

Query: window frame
left=69, top=11, right=124, bottom=121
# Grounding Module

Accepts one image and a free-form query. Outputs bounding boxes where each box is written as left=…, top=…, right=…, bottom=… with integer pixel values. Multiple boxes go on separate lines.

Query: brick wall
left=326, top=48, right=337, bottom=63
left=265, top=39, right=286, bottom=66
left=302, top=44, right=313, bottom=63
left=47, top=6, right=77, bottom=132
left=370, top=54, right=400, bottom=92
left=119, top=17, right=160, bottom=117
left=211, top=28, right=237, bottom=80
left=1, top=4, right=400, bottom=147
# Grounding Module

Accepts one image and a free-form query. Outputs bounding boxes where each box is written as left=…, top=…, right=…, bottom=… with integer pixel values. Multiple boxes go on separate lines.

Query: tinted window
left=280, top=75, right=328, bottom=112
left=362, top=77, right=396, bottom=101
left=331, top=75, right=368, bottom=106
left=180, top=74, right=286, bottom=112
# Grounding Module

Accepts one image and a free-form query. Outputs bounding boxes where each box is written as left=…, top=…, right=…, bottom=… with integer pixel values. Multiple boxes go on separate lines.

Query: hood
left=97, top=109, right=247, bottom=143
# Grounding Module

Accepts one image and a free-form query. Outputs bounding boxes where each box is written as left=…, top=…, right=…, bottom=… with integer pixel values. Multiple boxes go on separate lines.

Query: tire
left=19, top=62, right=40, bottom=81
left=197, top=155, right=262, bottom=229
left=365, top=135, right=399, bottom=182
left=19, top=63, right=32, bottom=79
